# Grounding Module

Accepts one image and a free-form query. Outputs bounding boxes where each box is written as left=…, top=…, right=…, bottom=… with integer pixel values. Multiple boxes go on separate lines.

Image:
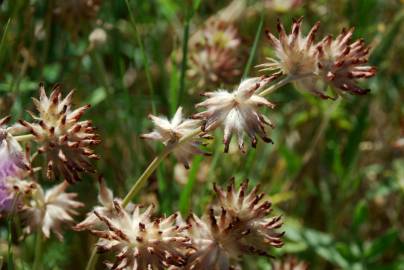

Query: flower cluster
left=76, top=180, right=283, bottom=269
left=0, top=83, right=100, bottom=240
left=188, top=20, right=242, bottom=89
left=260, top=18, right=376, bottom=99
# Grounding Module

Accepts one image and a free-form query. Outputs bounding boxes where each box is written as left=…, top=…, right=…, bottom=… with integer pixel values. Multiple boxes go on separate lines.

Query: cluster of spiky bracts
left=142, top=18, right=376, bottom=167
left=188, top=20, right=242, bottom=89
left=260, top=17, right=376, bottom=99
left=0, top=83, right=99, bottom=238
left=20, top=83, right=100, bottom=183
left=75, top=180, right=283, bottom=269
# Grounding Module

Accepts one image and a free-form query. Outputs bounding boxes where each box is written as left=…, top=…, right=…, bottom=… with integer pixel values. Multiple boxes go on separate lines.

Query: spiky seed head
left=185, top=180, right=284, bottom=269
left=194, top=77, right=276, bottom=153
left=141, top=107, right=209, bottom=169
left=90, top=201, right=190, bottom=269
left=21, top=83, right=101, bottom=183
left=74, top=177, right=118, bottom=231
left=22, top=181, right=84, bottom=240
left=259, top=17, right=319, bottom=80
left=315, top=27, right=376, bottom=97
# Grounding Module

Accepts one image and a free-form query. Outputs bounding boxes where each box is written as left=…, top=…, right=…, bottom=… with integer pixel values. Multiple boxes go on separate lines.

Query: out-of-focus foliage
left=0, top=0, right=403, bottom=269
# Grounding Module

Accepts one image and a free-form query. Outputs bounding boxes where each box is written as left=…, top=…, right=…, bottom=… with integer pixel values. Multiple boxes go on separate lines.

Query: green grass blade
left=179, top=156, right=202, bottom=215
left=125, top=0, right=156, bottom=114
left=242, top=12, right=264, bottom=80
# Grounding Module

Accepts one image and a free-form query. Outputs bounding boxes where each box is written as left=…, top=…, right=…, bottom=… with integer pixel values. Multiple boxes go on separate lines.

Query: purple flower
left=0, top=121, right=29, bottom=213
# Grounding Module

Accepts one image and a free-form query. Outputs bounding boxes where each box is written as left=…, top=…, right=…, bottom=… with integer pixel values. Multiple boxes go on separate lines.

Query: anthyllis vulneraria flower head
left=194, top=77, right=275, bottom=153
left=90, top=201, right=190, bottom=269
left=188, top=20, right=242, bottom=88
left=20, top=83, right=100, bottom=183
left=54, top=0, right=102, bottom=39
left=22, top=181, right=84, bottom=240
left=185, top=180, right=283, bottom=270
left=258, top=17, right=320, bottom=82
left=141, top=107, right=210, bottom=169
left=315, top=27, right=376, bottom=97
left=74, top=177, right=116, bottom=231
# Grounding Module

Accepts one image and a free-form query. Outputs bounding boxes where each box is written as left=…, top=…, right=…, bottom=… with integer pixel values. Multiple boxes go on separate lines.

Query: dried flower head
left=272, top=256, right=308, bottom=270
left=185, top=180, right=283, bottom=269
left=74, top=177, right=116, bottom=231
left=91, top=201, right=189, bottom=269
left=141, top=107, right=209, bottom=169
left=20, top=83, right=100, bottom=183
left=89, top=27, right=107, bottom=48
left=259, top=18, right=319, bottom=82
left=194, top=77, right=275, bottom=153
left=188, top=20, right=242, bottom=88
left=54, top=0, right=102, bottom=39
left=23, top=181, right=83, bottom=240
left=315, top=27, right=376, bottom=97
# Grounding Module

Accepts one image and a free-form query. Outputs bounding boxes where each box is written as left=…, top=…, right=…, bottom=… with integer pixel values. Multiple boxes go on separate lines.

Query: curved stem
left=84, top=247, right=98, bottom=270
left=14, top=134, right=35, bottom=142
left=259, top=76, right=293, bottom=97
left=32, top=230, right=43, bottom=270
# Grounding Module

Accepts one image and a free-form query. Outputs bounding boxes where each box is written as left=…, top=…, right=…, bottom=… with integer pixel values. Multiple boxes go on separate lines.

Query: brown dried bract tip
left=185, top=180, right=284, bottom=270
left=22, top=83, right=100, bottom=184
left=272, top=256, right=309, bottom=270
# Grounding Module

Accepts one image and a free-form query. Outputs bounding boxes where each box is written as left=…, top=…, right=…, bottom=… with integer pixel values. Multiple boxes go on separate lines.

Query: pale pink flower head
left=74, top=177, right=119, bottom=231
left=194, top=77, right=275, bottom=153
left=259, top=18, right=320, bottom=81
left=91, top=201, right=190, bottom=269
left=20, top=83, right=101, bottom=183
left=188, top=20, right=242, bottom=88
left=315, top=27, right=376, bottom=97
left=141, top=107, right=209, bottom=169
left=23, top=181, right=84, bottom=240
left=185, top=180, right=283, bottom=270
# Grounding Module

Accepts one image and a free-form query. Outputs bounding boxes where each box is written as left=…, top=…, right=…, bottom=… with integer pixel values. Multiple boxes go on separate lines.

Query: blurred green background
left=0, top=0, right=403, bottom=269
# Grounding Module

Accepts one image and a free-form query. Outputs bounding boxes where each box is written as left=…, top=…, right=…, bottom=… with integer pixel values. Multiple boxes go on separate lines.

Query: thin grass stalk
left=0, top=18, right=11, bottom=65
left=242, top=12, right=264, bottom=80
left=178, top=13, right=191, bottom=107
left=84, top=247, right=98, bottom=270
left=124, top=0, right=156, bottom=114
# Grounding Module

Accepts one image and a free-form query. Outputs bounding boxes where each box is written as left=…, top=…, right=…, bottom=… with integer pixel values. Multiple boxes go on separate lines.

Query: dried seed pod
left=185, top=180, right=284, bottom=269
left=194, top=77, right=276, bottom=153
left=141, top=107, right=209, bottom=169
left=22, top=181, right=84, bottom=240
left=91, top=201, right=190, bottom=269
left=315, top=27, right=376, bottom=97
left=20, top=83, right=100, bottom=183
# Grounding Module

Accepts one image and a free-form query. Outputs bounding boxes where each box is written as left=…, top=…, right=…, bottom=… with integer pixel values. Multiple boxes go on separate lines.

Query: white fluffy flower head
left=194, top=77, right=275, bottom=153
left=141, top=107, right=208, bottom=169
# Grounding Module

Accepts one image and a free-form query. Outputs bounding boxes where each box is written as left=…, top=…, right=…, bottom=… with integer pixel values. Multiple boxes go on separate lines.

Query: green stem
left=242, top=12, right=265, bottom=80
left=259, top=76, right=293, bottom=97
left=84, top=247, right=98, bottom=270
left=14, top=134, right=35, bottom=142
left=178, top=16, right=190, bottom=107
left=90, top=52, right=111, bottom=94
left=32, top=230, right=43, bottom=270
